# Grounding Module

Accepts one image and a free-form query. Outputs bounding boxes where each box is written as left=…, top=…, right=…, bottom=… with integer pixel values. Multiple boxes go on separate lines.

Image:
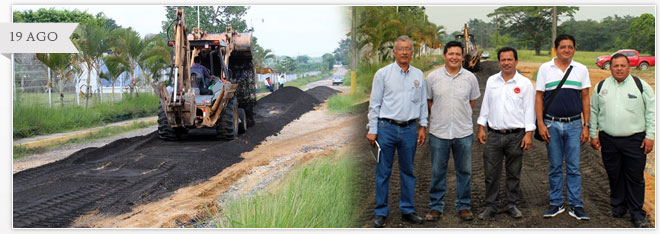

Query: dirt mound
left=259, top=86, right=319, bottom=105
left=13, top=86, right=333, bottom=228
left=305, top=86, right=340, bottom=102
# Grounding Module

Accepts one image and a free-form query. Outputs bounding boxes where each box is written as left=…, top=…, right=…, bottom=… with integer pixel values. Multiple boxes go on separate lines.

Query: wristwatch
left=583, top=123, right=591, bottom=127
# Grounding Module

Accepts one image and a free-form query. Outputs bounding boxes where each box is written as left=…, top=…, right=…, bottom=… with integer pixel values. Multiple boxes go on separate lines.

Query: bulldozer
left=152, top=9, right=257, bottom=140
left=454, top=23, right=482, bottom=72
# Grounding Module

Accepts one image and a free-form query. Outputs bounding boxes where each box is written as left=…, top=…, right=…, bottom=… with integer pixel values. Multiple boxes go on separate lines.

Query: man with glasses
left=367, top=35, right=428, bottom=228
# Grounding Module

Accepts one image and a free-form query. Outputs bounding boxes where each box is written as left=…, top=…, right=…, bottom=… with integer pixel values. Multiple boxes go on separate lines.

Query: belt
left=487, top=127, right=524, bottom=134
left=543, top=114, right=581, bottom=122
left=380, top=118, right=417, bottom=127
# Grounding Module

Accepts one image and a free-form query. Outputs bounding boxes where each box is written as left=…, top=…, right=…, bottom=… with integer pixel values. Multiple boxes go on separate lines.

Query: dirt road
left=355, top=61, right=653, bottom=228
left=13, top=85, right=340, bottom=228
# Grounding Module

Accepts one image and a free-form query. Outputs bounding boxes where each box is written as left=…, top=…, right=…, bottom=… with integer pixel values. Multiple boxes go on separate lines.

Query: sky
left=425, top=5, right=655, bottom=34
left=11, top=5, right=653, bottom=56
left=12, top=5, right=351, bottom=58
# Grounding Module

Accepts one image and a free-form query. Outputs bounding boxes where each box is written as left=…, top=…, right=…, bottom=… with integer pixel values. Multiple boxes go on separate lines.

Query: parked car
left=332, top=76, right=344, bottom=86
left=481, top=51, right=490, bottom=60
left=596, top=49, right=655, bottom=70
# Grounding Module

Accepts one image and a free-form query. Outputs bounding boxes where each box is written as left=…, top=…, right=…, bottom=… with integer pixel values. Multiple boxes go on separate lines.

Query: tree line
left=460, top=7, right=654, bottom=55
left=14, top=8, right=169, bottom=108
left=354, top=6, right=445, bottom=65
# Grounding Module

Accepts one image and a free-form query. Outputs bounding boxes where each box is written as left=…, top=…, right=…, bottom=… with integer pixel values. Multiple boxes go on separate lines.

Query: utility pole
left=552, top=6, right=557, bottom=57
left=197, top=6, right=200, bottom=29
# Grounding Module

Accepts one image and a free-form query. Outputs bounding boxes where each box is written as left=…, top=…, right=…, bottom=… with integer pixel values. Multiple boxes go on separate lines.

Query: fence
left=13, top=54, right=152, bottom=107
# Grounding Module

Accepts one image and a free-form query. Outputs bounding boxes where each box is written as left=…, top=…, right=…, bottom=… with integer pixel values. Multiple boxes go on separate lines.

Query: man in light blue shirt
left=367, top=35, right=428, bottom=228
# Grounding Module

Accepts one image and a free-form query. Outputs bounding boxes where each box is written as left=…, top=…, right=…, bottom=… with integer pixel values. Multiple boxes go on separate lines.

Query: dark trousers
left=599, top=131, right=647, bottom=220
left=482, top=130, right=524, bottom=208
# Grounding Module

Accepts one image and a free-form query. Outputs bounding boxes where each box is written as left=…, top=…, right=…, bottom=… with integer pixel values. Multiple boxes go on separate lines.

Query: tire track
left=13, top=87, right=339, bottom=228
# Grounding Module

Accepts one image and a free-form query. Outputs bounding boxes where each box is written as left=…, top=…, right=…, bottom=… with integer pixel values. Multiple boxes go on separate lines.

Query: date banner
left=0, top=23, right=79, bottom=53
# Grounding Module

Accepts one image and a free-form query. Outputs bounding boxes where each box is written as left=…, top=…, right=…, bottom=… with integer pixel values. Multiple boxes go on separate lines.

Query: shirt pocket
left=624, top=93, right=643, bottom=114
left=410, top=85, right=422, bottom=103
left=508, top=87, right=524, bottom=108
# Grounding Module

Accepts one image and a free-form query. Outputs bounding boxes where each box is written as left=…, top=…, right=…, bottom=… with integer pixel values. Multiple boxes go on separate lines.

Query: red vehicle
left=596, top=49, right=655, bottom=70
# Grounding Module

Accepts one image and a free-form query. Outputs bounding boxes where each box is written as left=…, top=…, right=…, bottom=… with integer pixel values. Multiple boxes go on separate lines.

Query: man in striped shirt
left=535, top=34, right=591, bottom=220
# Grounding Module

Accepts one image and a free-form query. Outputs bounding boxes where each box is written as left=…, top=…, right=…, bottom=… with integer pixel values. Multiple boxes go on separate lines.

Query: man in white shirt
left=476, top=47, right=535, bottom=220
left=278, top=75, right=285, bottom=89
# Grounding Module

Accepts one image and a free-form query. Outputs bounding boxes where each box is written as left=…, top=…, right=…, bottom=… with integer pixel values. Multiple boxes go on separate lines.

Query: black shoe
left=633, top=218, right=649, bottom=228
left=543, top=204, right=565, bottom=218
left=373, top=215, right=387, bottom=228
left=607, top=209, right=626, bottom=218
left=568, top=206, right=590, bottom=220
left=401, top=212, right=424, bottom=224
left=477, top=206, right=498, bottom=220
left=507, top=206, right=523, bottom=219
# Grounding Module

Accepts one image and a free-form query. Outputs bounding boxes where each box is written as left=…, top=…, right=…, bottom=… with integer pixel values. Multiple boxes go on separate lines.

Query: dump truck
left=152, top=9, right=256, bottom=140
left=454, top=23, right=482, bottom=72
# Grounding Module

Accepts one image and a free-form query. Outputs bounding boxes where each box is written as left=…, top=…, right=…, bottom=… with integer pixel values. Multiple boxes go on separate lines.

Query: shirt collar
left=608, top=74, right=632, bottom=84
left=498, top=71, right=520, bottom=83
left=442, top=65, right=463, bottom=77
left=394, top=62, right=410, bottom=74
left=550, top=57, right=576, bottom=68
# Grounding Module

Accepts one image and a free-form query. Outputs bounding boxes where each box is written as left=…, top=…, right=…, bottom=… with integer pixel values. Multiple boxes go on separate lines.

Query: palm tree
left=35, top=53, right=77, bottom=107
left=74, top=22, right=109, bottom=108
left=252, top=45, right=275, bottom=73
left=100, top=54, right=129, bottom=101
left=109, top=28, right=153, bottom=96
left=139, top=37, right=172, bottom=84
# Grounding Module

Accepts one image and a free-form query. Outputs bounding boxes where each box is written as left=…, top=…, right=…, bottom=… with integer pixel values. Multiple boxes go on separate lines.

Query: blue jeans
left=374, top=120, right=419, bottom=216
left=544, top=119, right=584, bottom=207
left=428, top=134, right=473, bottom=212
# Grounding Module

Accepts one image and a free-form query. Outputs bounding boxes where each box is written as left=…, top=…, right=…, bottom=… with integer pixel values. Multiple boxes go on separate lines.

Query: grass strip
left=221, top=154, right=359, bottom=228
left=327, top=92, right=369, bottom=114
left=13, top=121, right=154, bottom=160
left=13, top=94, right=159, bottom=139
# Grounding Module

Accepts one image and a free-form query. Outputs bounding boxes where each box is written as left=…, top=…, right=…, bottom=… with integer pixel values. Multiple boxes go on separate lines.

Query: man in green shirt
left=589, top=53, right=655, bottom=228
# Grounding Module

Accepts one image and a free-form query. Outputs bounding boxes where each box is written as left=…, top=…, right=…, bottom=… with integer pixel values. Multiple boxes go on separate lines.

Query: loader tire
left=237, top=108, right=247, bottom=134
left=216, top=96, right=238, bottom=140
left=158, top=102, right=187, bottom=140
left=229, top=57, right=257, bottom=128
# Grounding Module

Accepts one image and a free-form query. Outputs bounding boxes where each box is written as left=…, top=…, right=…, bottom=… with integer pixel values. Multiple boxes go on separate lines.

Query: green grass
left=14, top=92, right=137, bottom=107
left=13, top=121, right=154, bottom=160
left=482, top=49, right=631, bottom=70
left=13, top=94, right=159, bottom=139
left=327, top=92, right=369, bottom=114
left=221, top=154, right=360, bottom=228
left=356, top=55, right=441, bottom=94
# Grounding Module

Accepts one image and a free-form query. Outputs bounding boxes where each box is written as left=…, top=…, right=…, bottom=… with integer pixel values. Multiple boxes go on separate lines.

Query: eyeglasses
left=395, top=47, right=412, bottom=52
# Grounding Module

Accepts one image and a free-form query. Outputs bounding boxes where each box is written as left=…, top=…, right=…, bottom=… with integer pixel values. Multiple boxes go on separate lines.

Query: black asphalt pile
left=305, top=86, right=340, bottom=102
left=13, top=86, right=333, bottom=228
